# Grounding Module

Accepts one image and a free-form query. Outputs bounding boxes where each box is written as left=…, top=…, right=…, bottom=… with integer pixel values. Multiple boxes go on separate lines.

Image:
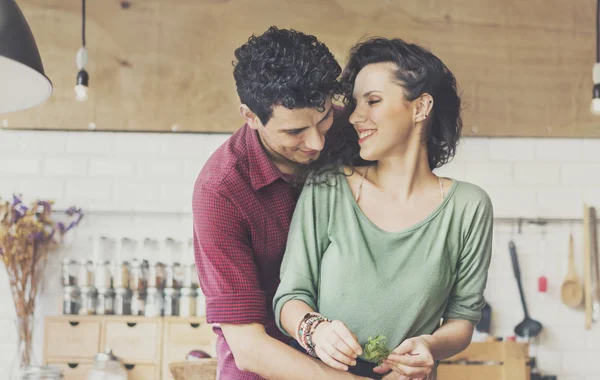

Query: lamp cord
left=82, top=0, right=86, bottom=47
left=592, top=0, right=600, bottom=63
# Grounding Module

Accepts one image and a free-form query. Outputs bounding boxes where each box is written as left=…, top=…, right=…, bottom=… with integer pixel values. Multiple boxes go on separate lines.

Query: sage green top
left=273, top=172, right=493, bottom=357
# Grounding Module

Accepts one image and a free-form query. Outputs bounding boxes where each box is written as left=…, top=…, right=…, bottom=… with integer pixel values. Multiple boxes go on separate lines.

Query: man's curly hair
left=233, top=26, right=343, bottom=125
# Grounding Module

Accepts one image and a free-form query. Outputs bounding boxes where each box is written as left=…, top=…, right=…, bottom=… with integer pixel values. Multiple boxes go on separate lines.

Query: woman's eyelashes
left=367, top=99, right=381, bottom=106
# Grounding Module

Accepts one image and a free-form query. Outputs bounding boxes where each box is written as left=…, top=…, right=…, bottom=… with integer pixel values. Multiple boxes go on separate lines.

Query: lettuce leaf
left=363, top=335, right=392, bottom=364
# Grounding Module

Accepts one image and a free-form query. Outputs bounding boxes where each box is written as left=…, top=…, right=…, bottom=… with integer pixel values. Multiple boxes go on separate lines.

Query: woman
left=273, top=37, right=493, bottom=380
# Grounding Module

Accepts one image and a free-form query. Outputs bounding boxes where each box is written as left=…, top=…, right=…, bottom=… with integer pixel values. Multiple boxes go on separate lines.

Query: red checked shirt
left=192, top=124, right=299, bottom=380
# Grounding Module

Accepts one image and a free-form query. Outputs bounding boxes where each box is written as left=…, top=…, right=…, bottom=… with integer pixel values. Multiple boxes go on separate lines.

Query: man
left=192, top=27, right=369, bottom=379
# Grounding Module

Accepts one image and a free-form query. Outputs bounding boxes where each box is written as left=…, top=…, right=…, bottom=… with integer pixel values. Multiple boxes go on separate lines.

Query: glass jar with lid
left=179, top=287, right=197, bottom=317
left=86, top=348, right=127, bottom=380
left=163, top=287, right=180, bottom=316
left=78, top=260, right=94, bottom=287
left=112, top=261, right=130, bottom=289
left=96, top=287, right=115, bottom=315
left=78, top=286, right=97, bottom=315
left=182, top=263, right=199, bottom=288
left=164, top=263, right=182, bottom=288
left=129, top=259, right=147, bottom=292
left=62, top=285, right=80, bottom=315
left=94, top=260, right=112, bottom=289
left=61, top=259, right=79, bottom=287
left=114, top=287, right=132, bottom=316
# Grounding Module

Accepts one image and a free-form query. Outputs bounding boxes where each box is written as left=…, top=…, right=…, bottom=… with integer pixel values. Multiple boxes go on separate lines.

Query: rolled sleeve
left=193, top=182, right=267, bottom=325
left=443, top=194, right=494, bottom=324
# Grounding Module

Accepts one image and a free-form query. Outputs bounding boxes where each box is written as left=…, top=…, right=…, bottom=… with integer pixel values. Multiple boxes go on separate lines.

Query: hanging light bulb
left=74, top=0, right=89, bottom=102
left=75, top=69, right=89, bottom=102
left=75, top=45, right=88, bottom=102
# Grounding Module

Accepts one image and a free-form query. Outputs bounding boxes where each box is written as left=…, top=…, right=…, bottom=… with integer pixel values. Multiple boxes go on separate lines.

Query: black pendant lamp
left=0, top=0, right=53, bottom=113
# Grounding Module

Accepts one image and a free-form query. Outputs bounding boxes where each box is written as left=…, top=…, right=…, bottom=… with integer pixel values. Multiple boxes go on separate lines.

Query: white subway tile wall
left=1, top=130, right=600, bottom=379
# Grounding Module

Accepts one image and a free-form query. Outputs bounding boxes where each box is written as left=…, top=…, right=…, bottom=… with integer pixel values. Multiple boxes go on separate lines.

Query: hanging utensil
left=560, top=234, right=584, bottom=307
left=509, top=241, right=543, bottom=339
left=537, top=227, right=548, bottom=294
left=589, top=207, right=600, bottom=322
left=584, top=205, right=593, bottom=329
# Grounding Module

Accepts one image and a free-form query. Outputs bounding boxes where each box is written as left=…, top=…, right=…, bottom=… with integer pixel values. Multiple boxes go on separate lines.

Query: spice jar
left=114, top=287, right=132, bottom=316
left=112, top=261, right=130, bottom=289
left=183, top=263, right=199, bottom=288
left=62, top=286, right=80, bottom=315
left=147, top=262, right=165, bottom=289
left=179, top=287, right=197, bottom=317
left=165, top=263, right=182, bottom=288
left=144, top=287, right=163, bottom=317
left=163, top=287, right=180, bottom=316
left=95, top=260, right=112, bottom=289
left=129, top=260, right=146, bottom=292
left=196, top=287, right=207, bottom=317
left=130, top=291, right=145, bottom=316
left=78, top=286, right=97, bottom=315
left=61, top=259, right=79, bottom=287
left=78, top=260, right=94, bottom=287
left=96, top=288, right=115, bottom=315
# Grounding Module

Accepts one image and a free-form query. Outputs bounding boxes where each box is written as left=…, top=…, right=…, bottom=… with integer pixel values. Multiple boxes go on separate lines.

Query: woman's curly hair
left=305, top=37, right=462, bottom=185
left=233, top=26, right=344, bottom=125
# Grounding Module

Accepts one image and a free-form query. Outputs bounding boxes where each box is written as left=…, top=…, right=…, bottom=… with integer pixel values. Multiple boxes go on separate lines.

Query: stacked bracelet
left=296, top=312, right=332, bottom=357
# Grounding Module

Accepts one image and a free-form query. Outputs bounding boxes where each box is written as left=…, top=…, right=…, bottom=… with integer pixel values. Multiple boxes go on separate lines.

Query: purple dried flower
left=15, top=203, right=28, bottom=216
left=29, top=231, right=43, bottom=242
left=37, top=201, right=51, bottom=208
left=12, top=194, right=22, bottom=206
left=56, top=222, right=66, bottom=235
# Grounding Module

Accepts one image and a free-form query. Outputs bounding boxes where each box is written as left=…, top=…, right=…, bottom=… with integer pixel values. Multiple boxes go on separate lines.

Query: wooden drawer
left=438, top=342, right=530, bottom=380
left=103, top=318, right=162, bottom=363
left=125, top=364, right=158, bottom=380
left=47, top=361, right=94, bottom=380
left=162, top=317, right=217, bottom=380
left=44, top=318, right=101, bottom=360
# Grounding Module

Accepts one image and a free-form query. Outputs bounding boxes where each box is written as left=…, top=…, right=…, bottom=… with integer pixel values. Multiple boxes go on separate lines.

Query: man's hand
left=373, top=336, right=435, bottom=379
left=312, top=320, right=363, bottom=371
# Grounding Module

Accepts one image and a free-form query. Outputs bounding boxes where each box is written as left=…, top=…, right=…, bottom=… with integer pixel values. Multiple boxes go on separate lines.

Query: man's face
left=254, top=98, right=334, bottom=170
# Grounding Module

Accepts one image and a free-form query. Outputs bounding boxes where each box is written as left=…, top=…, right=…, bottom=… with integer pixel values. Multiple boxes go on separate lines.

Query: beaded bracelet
left=296, top=312, right=331, bottom=357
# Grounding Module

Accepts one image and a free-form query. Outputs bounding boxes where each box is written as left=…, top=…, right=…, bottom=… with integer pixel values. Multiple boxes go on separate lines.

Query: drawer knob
left=126, top=322, right=137, bottom=327
left=190, top=323, right=200, bottom=328
left=125, top=364, right=136, bottom=370
left=67, top=363, right=79, bottom=369
left=68, top=321, right=80, bottom=327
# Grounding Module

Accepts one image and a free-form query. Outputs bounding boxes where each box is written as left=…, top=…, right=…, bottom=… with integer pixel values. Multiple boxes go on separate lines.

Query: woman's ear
left=415, top=93, right=434, bottom=123
left=239, top=104, right=263, bottom=130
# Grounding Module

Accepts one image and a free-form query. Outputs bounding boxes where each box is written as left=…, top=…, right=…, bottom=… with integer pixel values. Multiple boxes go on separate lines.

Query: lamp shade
left=0, top=0, right=52, bottom=114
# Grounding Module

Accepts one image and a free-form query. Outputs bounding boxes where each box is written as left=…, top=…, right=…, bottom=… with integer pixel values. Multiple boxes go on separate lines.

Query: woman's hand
left=311, top=320, right=363, bottom=371
left=373, top=336, right=435, bottom=379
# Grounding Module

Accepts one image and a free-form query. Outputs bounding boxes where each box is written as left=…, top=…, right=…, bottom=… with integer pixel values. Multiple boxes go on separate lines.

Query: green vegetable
left=363, top=335, right=392, bottom=364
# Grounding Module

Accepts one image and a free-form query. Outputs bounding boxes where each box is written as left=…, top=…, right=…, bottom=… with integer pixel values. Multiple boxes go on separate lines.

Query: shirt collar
left=246, top=125, right=289, bottom=191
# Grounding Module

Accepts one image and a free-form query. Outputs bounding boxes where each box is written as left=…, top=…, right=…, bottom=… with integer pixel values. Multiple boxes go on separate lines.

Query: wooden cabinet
left=162, top=317, right=217, bottom=380
left=44, top=315, right=216, bottom=380
left=44, top=317, right=102, bottom=361
left=47, top=362, right=94, bottom=380
left=438, top=342, right=530, bottom=380
left=104, top=318, right=163, bottom=363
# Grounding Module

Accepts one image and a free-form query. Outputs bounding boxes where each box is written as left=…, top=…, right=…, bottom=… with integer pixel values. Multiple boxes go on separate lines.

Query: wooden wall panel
left=1, top=0, right=598, bottom=137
